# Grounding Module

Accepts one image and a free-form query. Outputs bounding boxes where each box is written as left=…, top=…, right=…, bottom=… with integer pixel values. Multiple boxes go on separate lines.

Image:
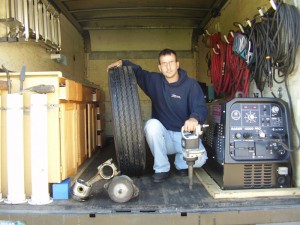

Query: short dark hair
left=158, top=49, right=177, bottom=64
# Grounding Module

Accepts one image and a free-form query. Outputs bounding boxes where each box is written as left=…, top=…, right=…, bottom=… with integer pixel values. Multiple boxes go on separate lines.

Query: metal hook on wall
left=233, top=22, right=245, bottom=33
left=269, top=0, right=277, bottom=10
left=224, top=35, right=230, bottom=44
left=212, top=48, right=219, bottom=55
left=246, top=18, right=252, bottom=27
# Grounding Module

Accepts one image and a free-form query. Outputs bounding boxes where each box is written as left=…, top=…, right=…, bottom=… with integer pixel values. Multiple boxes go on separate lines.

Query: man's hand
left=106, top=60, right=123, bottom=72
left=183, top=118, right=199, bottom=132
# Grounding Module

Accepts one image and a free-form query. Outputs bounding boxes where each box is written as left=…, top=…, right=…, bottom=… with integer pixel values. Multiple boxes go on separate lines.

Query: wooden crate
left=0, top=71, right=101, bottom=197
left=59, top=79, right=77, bottom=101
left=59, top=103, right=78, bottom=179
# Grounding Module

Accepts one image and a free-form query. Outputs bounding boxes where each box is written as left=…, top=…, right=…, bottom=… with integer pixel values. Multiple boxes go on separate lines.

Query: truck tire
left=108, top=66, right=146, bottom=176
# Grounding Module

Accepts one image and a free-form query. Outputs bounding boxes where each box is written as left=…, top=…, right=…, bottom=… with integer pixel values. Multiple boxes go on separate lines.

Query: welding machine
left=203, top=98, right=292, bottom=189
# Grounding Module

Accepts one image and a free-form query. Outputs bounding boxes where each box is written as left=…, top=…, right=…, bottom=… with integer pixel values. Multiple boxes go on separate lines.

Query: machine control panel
left=227, top=100, right=290, bottom=162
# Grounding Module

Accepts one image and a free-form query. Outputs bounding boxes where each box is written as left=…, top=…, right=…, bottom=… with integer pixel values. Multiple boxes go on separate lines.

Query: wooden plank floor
left=195, top=168, right=300, bottom=199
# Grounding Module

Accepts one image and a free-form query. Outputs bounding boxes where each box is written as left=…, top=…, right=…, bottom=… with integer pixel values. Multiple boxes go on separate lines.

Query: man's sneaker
left=176, top=169, right=188, bottom=177
left=152, top=172, right=170, bottom=183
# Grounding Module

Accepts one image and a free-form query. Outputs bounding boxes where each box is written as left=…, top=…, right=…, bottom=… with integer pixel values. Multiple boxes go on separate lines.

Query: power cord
left=247, top=2, right=300, bottom=151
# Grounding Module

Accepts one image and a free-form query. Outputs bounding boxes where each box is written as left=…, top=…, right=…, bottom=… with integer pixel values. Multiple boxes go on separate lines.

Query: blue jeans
left=144, top=119, right=208, bottom=173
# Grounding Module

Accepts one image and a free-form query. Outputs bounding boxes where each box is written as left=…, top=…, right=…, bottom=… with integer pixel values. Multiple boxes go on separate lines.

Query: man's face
left=158, top=53, right=180, bottom=81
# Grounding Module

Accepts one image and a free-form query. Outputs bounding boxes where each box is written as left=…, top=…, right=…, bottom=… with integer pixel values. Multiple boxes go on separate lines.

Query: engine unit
left=203, top=98, right=292, bottom=189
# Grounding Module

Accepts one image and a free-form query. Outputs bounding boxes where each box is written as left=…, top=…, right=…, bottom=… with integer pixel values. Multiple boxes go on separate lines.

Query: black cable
left=247, top=3, right=300, bottom=90
left=272, top=3, right=300, bottom=151
left=248, top=20, right=271, bottom=92
left=271, top=3, right=300, bottom=76
left=284, top=76, right=300, bottom=152
left=246, top=2, right=300, bottom=151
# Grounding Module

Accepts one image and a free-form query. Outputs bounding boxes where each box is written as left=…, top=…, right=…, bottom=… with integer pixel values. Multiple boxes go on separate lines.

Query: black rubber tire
left=108, top=66, right=146, bottom=176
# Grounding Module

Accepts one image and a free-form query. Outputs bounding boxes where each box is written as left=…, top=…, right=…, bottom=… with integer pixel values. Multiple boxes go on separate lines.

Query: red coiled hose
left=209, top=32, right=250, bottom=99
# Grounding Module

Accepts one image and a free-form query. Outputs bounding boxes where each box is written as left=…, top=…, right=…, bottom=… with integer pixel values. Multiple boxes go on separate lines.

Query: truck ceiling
left=50, top=0, right=228, bottom=32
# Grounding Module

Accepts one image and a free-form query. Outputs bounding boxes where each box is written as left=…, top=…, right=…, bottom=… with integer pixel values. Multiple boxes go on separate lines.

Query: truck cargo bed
left=1, top=141, right=300, bottom=225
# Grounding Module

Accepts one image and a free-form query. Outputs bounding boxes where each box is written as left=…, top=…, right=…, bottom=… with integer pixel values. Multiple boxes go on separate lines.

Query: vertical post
left=43, top=3, right=47, bottom=42
left=5, top=94, right=27, bottom=204
left=16, top=0, right=23, bottom=25
left=28, top=94, right=52, bottom=205
left=10, top=0, right=15, bottom=19
left=23, top=0, right=29, bottom=40
left=57, top=16, right=61, bottom=48
left=33, top=0, right=39, bottom=42
left=37, top=1, right=43, bottom=39
left=50, top=12, right=54, bottom=43
left=28, top=0, right=34, bottom=31
left=46, top=10, right=51, bottom=43
left=52, top=14, right=57, bottom=46
left=0, top=93, right=3, bottom=202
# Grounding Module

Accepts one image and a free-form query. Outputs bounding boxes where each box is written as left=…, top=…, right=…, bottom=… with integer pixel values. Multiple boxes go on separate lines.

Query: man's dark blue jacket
left=123, top=60, right=208, bottom=132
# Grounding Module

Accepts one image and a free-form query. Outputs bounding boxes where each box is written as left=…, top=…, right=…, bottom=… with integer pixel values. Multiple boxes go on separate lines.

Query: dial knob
left=272, top=106, right=280, bottom=114
left=244, top=111, right=257, bottom=123
left=259, top=132, right=266, bottom=138
left=243, top=133, right=251, bottom=139
left=235, top=133, right=242, bottom=139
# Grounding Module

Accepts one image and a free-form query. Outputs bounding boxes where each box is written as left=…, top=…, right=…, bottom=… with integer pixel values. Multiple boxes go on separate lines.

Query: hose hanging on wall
left=210, top=33, right=222, bottom=96
left=226, top=33, right=250, bottom=98
left=209, top=32, right=250, bottom=99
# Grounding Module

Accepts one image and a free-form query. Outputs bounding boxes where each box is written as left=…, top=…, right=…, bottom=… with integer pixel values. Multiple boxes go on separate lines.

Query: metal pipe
left=28, top=0, right=34, bottom=31
left=10, top=0, right=15, bottom=19
left=46, top=11, right=51, bottom=42
left=50, top=13, right=54, bottom=43
left=53, top=14, right=57, bottom=46
left=23, top=0, right=29, bottom=40
left=33, top=0, right=39, bottom=41
left=28, top=94, right=53, bottom=205
left=4, top=94, right=27, bottom=204
left=17, top=0, right=23, bottom=24
left=38, top=1, right=43, bottom=39
left=57, top=16, right=61, bottom=48
left=6, top=0, right=10, bottom=18
left=43, top=3, right=47, bottom=41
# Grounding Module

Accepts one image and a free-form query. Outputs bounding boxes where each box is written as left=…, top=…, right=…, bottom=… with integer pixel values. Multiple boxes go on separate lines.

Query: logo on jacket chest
left=171, top=93, right=181, bottom=99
